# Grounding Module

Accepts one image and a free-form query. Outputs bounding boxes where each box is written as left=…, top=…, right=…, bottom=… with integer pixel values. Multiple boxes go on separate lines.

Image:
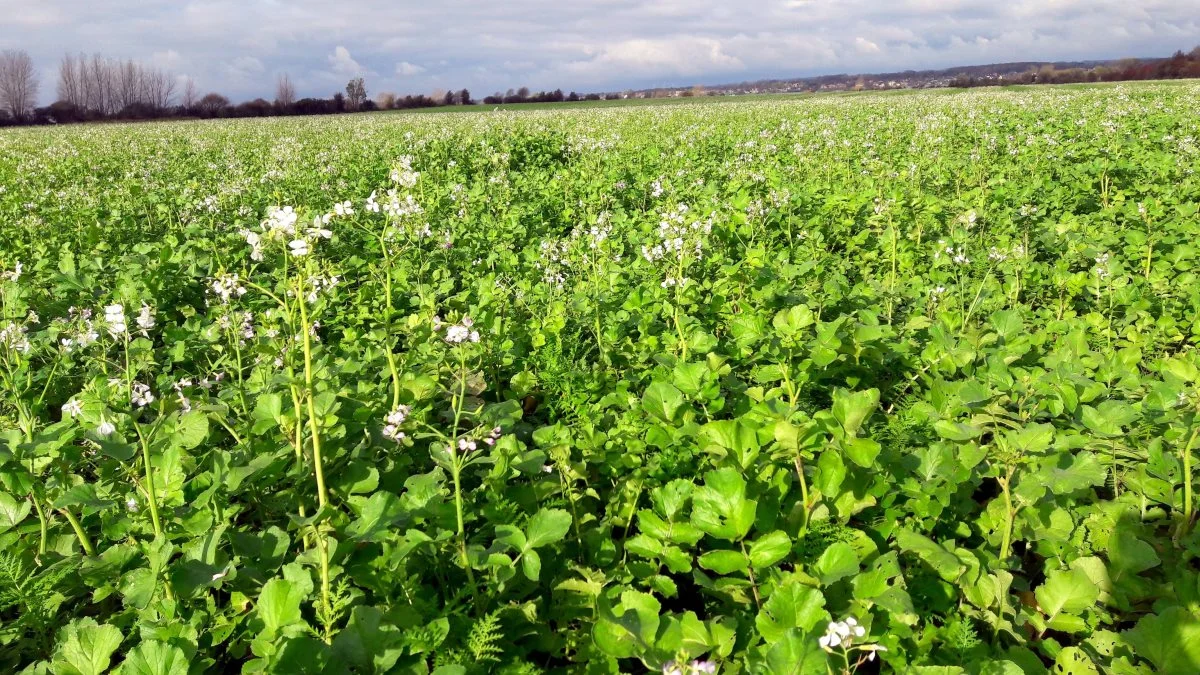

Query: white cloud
left=395, top=61, right=425, bottom=76
left=328, top=46, right=362, bottom=76
left=3, top=0, right=1197, bottom=104
left=855, top=37, right=881, bottom=53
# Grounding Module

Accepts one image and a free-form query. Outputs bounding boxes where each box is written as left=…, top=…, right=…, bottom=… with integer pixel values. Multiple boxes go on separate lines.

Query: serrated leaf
left=50, top=618, right=124, bottom=675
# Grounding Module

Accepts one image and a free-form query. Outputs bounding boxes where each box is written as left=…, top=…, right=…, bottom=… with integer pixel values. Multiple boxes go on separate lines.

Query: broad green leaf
left=331, top=606, right=405, bottom=674
left=691, top=468, right=757, bottom=542
left=749, top=531, right=792, bottom=569
left=345, top=491, right=403, bottom=542
left=1034, top=569, right=1099, bottom=632
left=814, top=541, right=859, bottom=585
left=0, top=491, right=30, bottom=531
left=895, top=530, right=964, bottom=582
left=831, top=388, right=880, bottom=436
left=643, top=381, right=687, bottom=425
left=762, top=628, right=828, bottom=674
left=50, top=618, right=124, bottom=675
left=525, top=508, right=572, bottom=548
left=756, top=583, right=827, bottom=642
left=1124, top=607, right=1200, bottom=675
left=698, top=549, right=749, bottom=574
left=119, top=640, right=189, bottom=675
left=593, top=590, right=661, bottom=659
left=172, top=411, right=208, bottom=449
left=257, top=578, right=305, bottom=634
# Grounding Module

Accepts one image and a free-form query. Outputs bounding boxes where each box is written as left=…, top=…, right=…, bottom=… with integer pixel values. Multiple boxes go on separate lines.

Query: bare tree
left=57, top=53, right=83, bottom=107
left=275, top=73, right=295, bottom=107
left=181, top=77, right=197, bottom=109
left=345, top=77, right=367, bottom=110
left=375, top=91, right=396, bottom=110
left=0, top=50, right=39, bottom=119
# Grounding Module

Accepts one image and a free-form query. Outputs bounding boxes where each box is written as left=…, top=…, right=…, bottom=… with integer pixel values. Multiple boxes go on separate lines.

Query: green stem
left=60, top=508, right=95, bottom=556
left=31, top=495, right=48, bottom=557
left=134, top=423, right=163, bottom=539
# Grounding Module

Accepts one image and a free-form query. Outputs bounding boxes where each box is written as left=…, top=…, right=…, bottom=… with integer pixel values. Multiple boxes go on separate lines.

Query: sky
left=1, top=0, right=1198, bottom=105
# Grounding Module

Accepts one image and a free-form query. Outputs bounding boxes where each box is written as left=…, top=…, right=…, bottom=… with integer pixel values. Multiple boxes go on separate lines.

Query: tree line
left=0, top=49, right=617, bottom=127
left=949, top=48, right=1200, bottom=88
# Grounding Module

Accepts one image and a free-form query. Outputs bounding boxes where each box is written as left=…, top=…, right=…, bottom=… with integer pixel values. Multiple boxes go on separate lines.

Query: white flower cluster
left=130, top=382, right=155, bottom=408
left=818, top=616, right=885, bottom=662
left=304, top=274, right=340, bottom=304
left=934, top=240, right=971, bottom=266
left=435, top=315, right=480, bottom=344
left=59, top=307, right=99, bottom=351
left=0, top=322, right=31, bottom=354
left=263, top=205, right=299, bottom=237
left=136, top=304, right=155, bottom=332
left=641, top=204, right=713, bottom=264
left=662, top=660, right=716, bottom=675
left=210, top=273, right=248, bottom=304
left=383, top=405, right=410, bottom=442
left=1019, top=204, right=1039, bottom=218
left=104, top=304, right=127, bottom=336
left=173, top=378, right=194, bottom=412
left=62, top=398, right=83, bottom=418
left=1095, top=252, right=1111, bottom=280
left=956, top=210, right=978, bottom=228
left=367, top=190, right=424, bottom=220
left=390, top=155, right=420, bottom=188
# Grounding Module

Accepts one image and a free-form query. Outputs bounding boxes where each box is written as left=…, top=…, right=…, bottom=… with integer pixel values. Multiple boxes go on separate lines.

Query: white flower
left=125, top=497, right=139, bottom=513
left=136, top=304, right=155, bottom=331
left=444, top=324, right=470, bottom=344
left=96, top=419, right=116, bottom=436
left=333, top=200, right=354, bottom=217
left=104, top=304, right=127, bottom=336
left=131, top=382, right=155, bottom=408
left=289, top=239, right=310, bottom=257
left=62, top=398, right=83, bottom=418
left=0, top=261, right=21, bottom=282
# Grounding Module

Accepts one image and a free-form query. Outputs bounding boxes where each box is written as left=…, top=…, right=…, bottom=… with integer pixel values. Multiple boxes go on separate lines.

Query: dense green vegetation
left=2, top=82, right=1200, bottom=673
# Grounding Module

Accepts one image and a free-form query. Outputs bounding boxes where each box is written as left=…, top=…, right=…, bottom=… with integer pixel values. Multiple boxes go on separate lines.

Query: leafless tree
left=181, top=77, right=197, bottom=109
left=55, top=52, right=177, bottom=115
left=57, top=53, right=83, bottom=107
left=275, top=73, right=295, bottom=106
left=375, top=91, right=396, bottom=110
left=0, top=49, right=39, bottom=119
left=345, top=77, right=367, bottom=110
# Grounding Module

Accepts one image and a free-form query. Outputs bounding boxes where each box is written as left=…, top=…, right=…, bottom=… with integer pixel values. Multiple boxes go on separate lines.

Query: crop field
left=1, top=82, right=1200, bottom=674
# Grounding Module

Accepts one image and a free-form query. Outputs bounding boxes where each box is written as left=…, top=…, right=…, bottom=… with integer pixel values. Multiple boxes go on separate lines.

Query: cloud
left=327, top=46, right=363, bottom=76
left=2, top=0, right=1197, bottom=104
left=395, top=61, right=425, bottom=76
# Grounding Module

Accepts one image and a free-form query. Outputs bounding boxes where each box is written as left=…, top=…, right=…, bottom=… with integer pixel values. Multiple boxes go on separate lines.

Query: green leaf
left=172, top=411, right=208, bottom=449
left=1123, top=607, right=1200, bottom=675
left=749, top=531, right=792, bottom=569
left=50, top=618, right=124, bottom=675
left=831, top=388, right=880, bottom=436
left=0, top=491, right=31, bottom=531
left=698, top=549, right=749, bottom=574
left=762, top=628, right=828, bottom=674
left=1034, top=568, right=1099, bottom=632
left=842, top=436, right=882, bottom=468
left=700, top=419, right=761, bottom=467
left=1108, top=530, right=1161, bottom=582
left=257, top=578, right=305, bottom=634
left=643, top=381, right=687, bottom=425
left=331, top=606, right=405, bottom=674
left=593, top=590, right=661, bottom=659
left=119, top=640, right=189, bottom=675
left=522, top=549, right=543, bottom=581
left=895, top=530, right=964, bottom=582
left=691, top=468, right=757, bottom=542
left=525, top=508, right=572, bottom=548
left=1039, top=452, right=1107, bottom=495
left=934, top=420, right=983, bottom=442
left=756, top=584, right=828, bottom=642
left=345, top=491, right=403, bottom=542
left=814, top=541, right=859, bottom=585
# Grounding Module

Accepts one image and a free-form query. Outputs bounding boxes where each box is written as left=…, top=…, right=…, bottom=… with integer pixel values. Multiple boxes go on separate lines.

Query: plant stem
left=60, top=508, right=95, bottom=556
left=134, top=423, right=163, bottom=539
left=297, top=276, right=328, bottom=509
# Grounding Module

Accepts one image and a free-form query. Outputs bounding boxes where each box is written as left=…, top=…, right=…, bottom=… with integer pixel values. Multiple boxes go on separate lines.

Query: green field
left=2, top=81, right=1200, bottom=673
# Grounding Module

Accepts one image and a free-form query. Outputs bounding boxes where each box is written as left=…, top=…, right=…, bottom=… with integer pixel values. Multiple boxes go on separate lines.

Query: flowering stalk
left=133, top=420, right=163, bottom=539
